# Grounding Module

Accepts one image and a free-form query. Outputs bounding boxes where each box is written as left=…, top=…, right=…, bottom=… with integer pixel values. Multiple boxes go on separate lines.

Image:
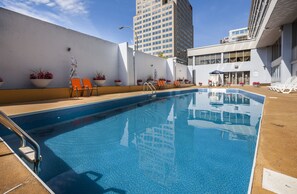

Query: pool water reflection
left=4, top=91, right=263, bottom=193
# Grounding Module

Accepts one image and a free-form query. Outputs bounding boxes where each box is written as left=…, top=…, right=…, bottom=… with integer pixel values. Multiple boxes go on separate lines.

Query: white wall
left=0, top=8, right=119, bottom=89
left=166, top=58, right=175, bottom=82
left=176, top=63, right=188, bottom=80
left=135, top=51, right=167, bottom=81
left=0, top=8, right=188, bottom=89
left=118, top=43, right=130, bottom=85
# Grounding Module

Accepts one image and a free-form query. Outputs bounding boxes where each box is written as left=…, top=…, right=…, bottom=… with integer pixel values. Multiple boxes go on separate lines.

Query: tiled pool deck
left=0, top=86, right=296, bottom=193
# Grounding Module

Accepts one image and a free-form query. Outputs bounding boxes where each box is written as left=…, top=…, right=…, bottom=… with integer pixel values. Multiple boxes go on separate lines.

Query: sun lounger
left=271, top=77, right=297, bottom=93
left=82, top=78, right=97, bottom=96
left=70, top=78, right=85, bottom=97
left=268, top=76, right=296, bottom=91
left=157, top=80, right=166, bottom=89
left=174, top=81, right=181, bottom=87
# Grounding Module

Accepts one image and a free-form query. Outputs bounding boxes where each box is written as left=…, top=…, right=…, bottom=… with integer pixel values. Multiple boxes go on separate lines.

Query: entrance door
left=231, top=72, right=236, bottom=84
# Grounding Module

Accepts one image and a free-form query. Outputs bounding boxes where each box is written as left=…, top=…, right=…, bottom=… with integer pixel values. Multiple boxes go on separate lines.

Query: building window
left=194, top=53, right=221, bottom=65
left=272, top=38, right=281, bottom=61
left=271, top=65, right=281, bottom=83
left=223, top=50, right=251, bottom=63
left=188, top=56, right=193, bottom=65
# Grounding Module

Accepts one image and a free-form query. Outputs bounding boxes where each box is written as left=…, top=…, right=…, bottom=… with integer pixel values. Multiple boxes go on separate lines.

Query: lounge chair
left=270, top=77, right=297, bottom=93
left=70, top=78, right=85, bottom=97
left=278, top=80, right=297, bottom=94
left=157, top=80, right=165, bottom=89
left=268, top=76, right=296, bottom=91
left=82, top=78, right=97, bottom=96
left=174, top=81, right=181, bottom=87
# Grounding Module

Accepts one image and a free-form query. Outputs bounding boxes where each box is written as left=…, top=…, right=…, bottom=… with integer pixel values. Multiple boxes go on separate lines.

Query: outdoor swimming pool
left=2, top=89, right=264, bottom=193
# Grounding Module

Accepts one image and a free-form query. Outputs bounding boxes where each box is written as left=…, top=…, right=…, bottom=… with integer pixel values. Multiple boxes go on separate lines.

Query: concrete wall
left=0, top=8, right=180, bottom=90
left=176, top=63, right=188, bottom=80
left=0, top=8, right=119, bottom=89
left=281, top=24, right=293, bottom=83
left=135, top=51, right=167, bottom=81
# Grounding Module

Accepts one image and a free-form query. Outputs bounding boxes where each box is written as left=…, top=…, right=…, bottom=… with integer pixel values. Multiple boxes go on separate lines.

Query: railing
left=0, top=111, right=41, bottom=174
left=143, top=82, right=156, bottom=97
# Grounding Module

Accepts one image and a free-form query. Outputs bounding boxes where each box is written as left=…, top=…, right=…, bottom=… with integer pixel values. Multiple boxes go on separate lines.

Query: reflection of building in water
left=188, top=92, right=261, bottom=141
left=135, top=105, right=177, bottom=187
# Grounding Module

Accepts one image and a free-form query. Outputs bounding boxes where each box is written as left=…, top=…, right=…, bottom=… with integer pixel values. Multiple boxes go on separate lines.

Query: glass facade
left=192, top=50, right=251, bottom=66
left=223, top=50, right=250, bottom=63
left=223, top=71, right=250, bottom=85
left=195, top=53, right=221, bottom=65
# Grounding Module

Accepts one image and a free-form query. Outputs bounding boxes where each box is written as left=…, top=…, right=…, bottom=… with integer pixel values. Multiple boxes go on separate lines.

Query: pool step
left=19, top=146, right=36, bottom=163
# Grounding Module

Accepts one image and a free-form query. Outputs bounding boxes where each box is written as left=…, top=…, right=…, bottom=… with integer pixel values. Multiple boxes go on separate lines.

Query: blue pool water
left=2, top=90, right=264, bottom=193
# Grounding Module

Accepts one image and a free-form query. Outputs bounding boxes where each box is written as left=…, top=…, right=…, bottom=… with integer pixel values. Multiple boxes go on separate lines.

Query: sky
left=0, top=0, right=251, bottom=47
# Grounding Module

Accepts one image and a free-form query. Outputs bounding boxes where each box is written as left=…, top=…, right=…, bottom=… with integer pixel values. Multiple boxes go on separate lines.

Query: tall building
left=187, top=0, right=297, bottom=86
left=134, top=0, right=193, bottom=62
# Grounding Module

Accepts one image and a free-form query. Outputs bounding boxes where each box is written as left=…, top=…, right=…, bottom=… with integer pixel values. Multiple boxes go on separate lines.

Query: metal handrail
left=143, top=82, right=156, bottom=95
left=0, top=111, right=41, bottom=173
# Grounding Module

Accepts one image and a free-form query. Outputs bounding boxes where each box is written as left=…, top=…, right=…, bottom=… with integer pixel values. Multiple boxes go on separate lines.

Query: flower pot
left=30, top=79, right=52, bottom=88
left=115, top=81, right=122, bottom=86
left=0, top=82, right=4, bottom=87
left=94, top=80, right=106, bottom=86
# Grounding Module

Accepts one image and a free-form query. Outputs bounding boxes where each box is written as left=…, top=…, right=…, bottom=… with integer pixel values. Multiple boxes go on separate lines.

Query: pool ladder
left=0, top=111, right=41, bottom=174
left=143, top=82, right=157, bottom=98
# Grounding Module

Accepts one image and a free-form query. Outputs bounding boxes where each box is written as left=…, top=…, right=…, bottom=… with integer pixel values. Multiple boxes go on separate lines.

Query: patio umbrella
left=209, top=70, right=224, bottom=74
left=209, top=70, right=224, bottom=86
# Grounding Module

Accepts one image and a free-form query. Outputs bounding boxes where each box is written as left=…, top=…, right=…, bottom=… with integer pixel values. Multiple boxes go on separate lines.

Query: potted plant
left=147, top=76, right=154, bottom=83
left=239, top=82, right=244, bottom=86
left=30, top=69, right=53, bottom=88
left=253, top=82, right=260, bottom=87
left=198, top=82, right=202, bottom=86
left=166, top=80, right=171, bottom=84
left=185, top=79, right=189, bottom=84
left=208, top=80, right=212, bottom=86
left=114, top=79, right=122, bottom=86
left=0, top=77, right=4, bottom=87
left=137, top=79, right=143, bottom=85
left=93, top=72, right=106, bottom=86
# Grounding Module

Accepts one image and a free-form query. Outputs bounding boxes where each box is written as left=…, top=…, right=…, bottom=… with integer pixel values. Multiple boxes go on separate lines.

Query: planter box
left=30, top=79, right=52, bottom=88
left=94, top=80, right=106, bottom=86
left=115, top=82, right=122, bottom=86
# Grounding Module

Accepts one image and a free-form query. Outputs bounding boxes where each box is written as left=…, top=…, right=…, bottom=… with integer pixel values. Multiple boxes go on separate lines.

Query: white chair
left=273, top=77, right=297, bottom=93
left=279, top=81, right=297, bottom=94
left=269, top=76, right=297, bottom=92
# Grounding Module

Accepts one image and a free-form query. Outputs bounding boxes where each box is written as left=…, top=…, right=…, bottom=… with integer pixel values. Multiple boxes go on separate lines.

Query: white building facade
left=188, top=0, right=297, bottom=86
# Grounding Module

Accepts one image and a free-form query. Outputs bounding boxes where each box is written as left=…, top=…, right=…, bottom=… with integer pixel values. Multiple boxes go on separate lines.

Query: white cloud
left=0, top=0, right=102, bottom=40
left=54, top=0, right=87, bottom=14
left=0, top=0, right=72, bottom=25
left=1, top=0, right=88, bottom=15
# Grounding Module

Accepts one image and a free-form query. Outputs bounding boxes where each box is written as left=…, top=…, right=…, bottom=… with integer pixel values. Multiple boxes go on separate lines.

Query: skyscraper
left=134, top=0, right=193, bottom=62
